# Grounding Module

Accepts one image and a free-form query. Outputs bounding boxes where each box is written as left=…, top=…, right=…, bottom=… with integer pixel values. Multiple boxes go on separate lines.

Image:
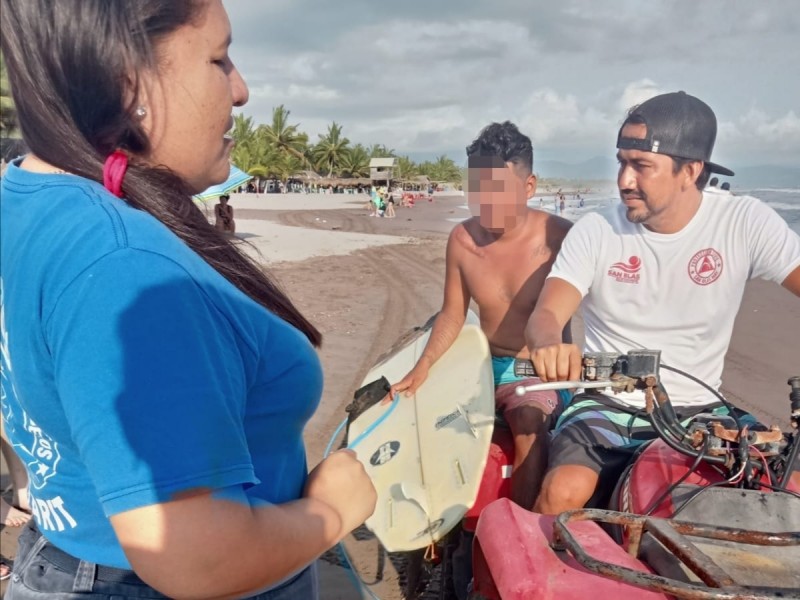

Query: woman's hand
left=304, top=450, right=377, bottom=540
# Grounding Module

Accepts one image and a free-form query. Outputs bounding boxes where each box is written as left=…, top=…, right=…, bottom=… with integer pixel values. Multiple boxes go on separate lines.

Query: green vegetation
left=1, top=49, right=20, bottom=138
left=229, top=107, right=463, bottom=184
left=310, top=121, right=350, bottom=177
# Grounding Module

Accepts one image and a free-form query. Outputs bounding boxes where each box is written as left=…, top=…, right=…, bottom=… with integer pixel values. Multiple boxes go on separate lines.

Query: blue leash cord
left=323, top=416, right=349, bottom=459
left=324, top=393, right=400, bottom=457
left=323, top=393, right=401, bottom=600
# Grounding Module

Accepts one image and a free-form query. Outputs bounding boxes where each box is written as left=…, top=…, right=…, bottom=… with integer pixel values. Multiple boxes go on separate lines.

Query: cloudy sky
left=225, top=0, right=799, bottom=171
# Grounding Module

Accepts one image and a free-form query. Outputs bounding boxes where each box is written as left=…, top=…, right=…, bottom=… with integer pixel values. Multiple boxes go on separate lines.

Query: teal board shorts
left=492, top=356, right=572, bottom=418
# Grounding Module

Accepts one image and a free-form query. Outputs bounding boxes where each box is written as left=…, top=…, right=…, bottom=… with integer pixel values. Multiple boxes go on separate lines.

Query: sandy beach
left=2, top=192, right=797, bottom=600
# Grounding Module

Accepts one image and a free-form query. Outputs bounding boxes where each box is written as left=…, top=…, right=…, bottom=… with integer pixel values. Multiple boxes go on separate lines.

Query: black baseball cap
left=617, top=91, right=734, bottom=176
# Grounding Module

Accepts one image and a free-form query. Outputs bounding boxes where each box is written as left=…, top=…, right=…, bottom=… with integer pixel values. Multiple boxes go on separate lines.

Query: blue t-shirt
left=0, top=161, right=323, bottom=568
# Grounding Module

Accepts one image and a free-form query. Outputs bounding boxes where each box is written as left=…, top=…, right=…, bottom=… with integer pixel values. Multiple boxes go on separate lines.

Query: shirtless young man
left=392, top=122, right=572, bottom=508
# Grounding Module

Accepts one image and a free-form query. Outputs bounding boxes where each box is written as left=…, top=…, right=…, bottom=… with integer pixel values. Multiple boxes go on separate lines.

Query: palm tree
left=367, top=143, right=396, bottom=159
left=432, top=154, right=462, bottom=183
left=230, top=113, right=258, bottom=172
left=338, top=146, right=370, bottom=178
left=417, top=160, right=434, bottom=179
left=271, top=152, right=305, bottom=182
left=397, top=155, right=419, bottom=180
left=311, top=122, right=351, bottom=177
left=230, top=121, right=283, bottom=191
left=247, top=165, right=269, bottom=181
left=260, top=105, right=309, bottom=165
left=416, top=156, right=461, bottom=183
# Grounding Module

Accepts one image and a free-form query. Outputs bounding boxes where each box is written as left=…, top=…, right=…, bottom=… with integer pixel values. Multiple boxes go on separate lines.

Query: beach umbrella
left=193, top=164, right=253, bottom=201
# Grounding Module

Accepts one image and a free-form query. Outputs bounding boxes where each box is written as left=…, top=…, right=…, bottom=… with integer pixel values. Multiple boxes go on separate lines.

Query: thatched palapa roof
left=291, top=170, right=323, bottom=182
left=316, top=177, right=372, bottom=186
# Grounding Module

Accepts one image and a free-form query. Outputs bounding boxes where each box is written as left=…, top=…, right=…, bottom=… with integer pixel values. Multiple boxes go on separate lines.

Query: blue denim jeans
left=7, top=522, right=318, bottom=599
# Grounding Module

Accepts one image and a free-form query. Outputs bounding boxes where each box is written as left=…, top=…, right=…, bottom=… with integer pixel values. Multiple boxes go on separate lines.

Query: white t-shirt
left=549, top=192, right=800, bottom=407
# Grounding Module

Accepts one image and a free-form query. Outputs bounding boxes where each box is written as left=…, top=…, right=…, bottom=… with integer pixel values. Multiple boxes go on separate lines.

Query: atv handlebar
left=514, top=380, right=617, bottom=395
left=514, top=349, right=662, bottom=396
left=515, top=350, right=800, bottom=484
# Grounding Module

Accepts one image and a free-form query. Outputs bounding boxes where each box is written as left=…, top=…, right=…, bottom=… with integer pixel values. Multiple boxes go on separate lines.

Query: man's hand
left=530, top=343, right=581, bottom=382
left=391, top=358, right=432, bottom=397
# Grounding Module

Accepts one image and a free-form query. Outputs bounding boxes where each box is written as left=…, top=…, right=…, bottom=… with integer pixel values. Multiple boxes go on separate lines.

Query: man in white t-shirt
left=525, top=91, right=800, bottom=514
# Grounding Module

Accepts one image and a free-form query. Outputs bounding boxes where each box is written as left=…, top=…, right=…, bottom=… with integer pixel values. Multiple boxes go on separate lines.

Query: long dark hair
left=0, top=0, right=321, bottom=346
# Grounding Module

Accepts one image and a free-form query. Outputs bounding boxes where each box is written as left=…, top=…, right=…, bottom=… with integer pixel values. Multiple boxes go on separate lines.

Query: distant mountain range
left=534, top=157, right=800, bottom=190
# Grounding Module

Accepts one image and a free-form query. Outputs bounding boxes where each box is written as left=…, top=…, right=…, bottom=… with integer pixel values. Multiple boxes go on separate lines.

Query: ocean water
left=450, top=187, right=800, bottom=236
left=537, top=187, right=800, bottom=236
left=741, top=189, right=800, bottom=235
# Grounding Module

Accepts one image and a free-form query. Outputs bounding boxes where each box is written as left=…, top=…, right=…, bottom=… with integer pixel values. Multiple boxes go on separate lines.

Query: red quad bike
left=467, top=350, right=800, bottom=600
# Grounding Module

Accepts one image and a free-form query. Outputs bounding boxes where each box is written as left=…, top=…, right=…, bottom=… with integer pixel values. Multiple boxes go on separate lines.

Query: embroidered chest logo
left=688, top=248, right=724, bottom=285
left=607, top=255, right=641, bottom=284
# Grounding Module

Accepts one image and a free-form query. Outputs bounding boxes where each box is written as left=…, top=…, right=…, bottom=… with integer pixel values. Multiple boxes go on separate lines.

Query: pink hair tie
left=103, top=150, right=128, bottom=198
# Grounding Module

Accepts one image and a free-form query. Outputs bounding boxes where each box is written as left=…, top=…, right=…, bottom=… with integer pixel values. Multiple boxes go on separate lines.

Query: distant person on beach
left=0, top=1, right=376, bottom=598
left=559, top=197, right=566, bottom=215
left=526, top=91, right=800, bottom=516
left=214, top=193, right=236, bottom=234
left=392, top=121, right=572, bottom=513
left=386, top=192, right=396, bottom=218
left=370, top=186, right=383, bottom=216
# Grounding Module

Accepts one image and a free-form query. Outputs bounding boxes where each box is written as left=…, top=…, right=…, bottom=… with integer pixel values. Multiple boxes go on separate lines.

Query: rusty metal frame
left=550, top=509, right=800, bottom=600
left=710, top=423, right=783, bottom=446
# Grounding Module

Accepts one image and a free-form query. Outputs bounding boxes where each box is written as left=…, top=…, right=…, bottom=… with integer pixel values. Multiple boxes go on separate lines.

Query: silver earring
left=135, top=106, right=147, bottom=119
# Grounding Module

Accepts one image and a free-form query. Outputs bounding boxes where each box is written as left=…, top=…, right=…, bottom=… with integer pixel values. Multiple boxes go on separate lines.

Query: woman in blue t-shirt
left=0, top=1, right=376, bottom=598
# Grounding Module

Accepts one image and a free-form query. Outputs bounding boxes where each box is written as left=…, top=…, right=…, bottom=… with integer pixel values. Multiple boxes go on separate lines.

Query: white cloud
left=225, top=1, right=800, bottom=167
left=618, top=80, right=664, bottom=114
left=250, top=83, right=340, bottom=102
left=518, top=90, right=597, bottom=144
left=718, top=110, right=800, bottom=166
